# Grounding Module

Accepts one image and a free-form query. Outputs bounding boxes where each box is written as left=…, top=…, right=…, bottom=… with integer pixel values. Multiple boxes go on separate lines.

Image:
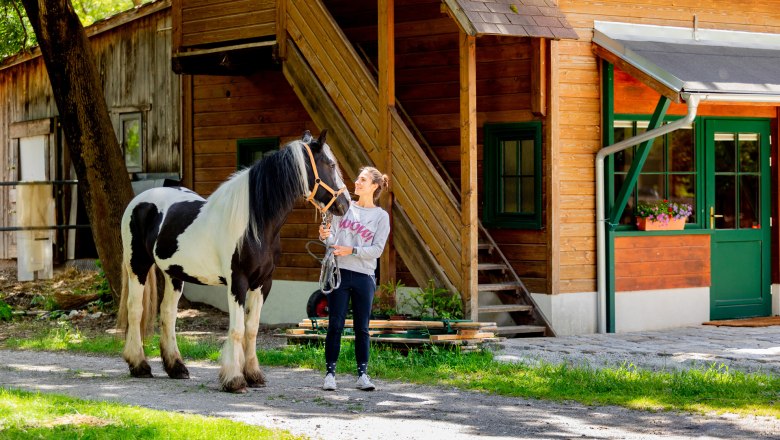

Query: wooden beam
left=172, top=0, right=182, bottom=55
left=592, top=44, right=681, bottom=104
left=181, top=75, right=194, bottom=189
left=379, top=0, right=396, bottom=286
left=276, top=0, right=287, bottom=60
left=531, top=38, right=546, bottom=117
left=9, top=118, right=53, bottom=139
left=546, top=40, right=559, bottom=296
left=459, top=30, right=478, bottom=320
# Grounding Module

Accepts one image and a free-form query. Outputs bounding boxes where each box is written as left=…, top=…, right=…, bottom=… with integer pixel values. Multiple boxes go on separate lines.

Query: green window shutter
left=237, top=137, right=280, bottom=169
left=483, top=122, right=543, bottom=229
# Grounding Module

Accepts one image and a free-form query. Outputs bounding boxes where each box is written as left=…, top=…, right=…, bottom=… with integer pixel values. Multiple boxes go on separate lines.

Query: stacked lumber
left=282, top=318, right=501, bottom=350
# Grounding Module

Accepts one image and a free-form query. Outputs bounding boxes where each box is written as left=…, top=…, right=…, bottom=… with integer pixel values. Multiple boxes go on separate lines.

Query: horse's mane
left=203, top=140, right=309, bottom=247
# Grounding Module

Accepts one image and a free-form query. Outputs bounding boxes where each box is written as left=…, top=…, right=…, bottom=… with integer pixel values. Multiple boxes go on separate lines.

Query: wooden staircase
left=279, top=0, right=553, bottom=337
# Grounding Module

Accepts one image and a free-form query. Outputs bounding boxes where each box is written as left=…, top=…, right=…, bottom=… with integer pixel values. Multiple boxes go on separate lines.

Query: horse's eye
left=330, top=163, right=336, bottom=170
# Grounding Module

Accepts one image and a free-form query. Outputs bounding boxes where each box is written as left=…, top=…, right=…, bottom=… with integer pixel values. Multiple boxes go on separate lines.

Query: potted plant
left=635, top=199, right=692, bottom=231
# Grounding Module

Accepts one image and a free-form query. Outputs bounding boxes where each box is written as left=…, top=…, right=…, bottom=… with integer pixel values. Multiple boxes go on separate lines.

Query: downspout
left=595, top=93, right=700, bottom=333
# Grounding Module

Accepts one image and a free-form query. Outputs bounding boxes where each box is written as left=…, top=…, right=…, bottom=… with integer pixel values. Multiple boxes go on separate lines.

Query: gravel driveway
left=1, top=348, right=778, bottom=440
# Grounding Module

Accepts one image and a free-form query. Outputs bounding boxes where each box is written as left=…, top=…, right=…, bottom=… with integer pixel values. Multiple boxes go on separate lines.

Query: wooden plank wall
left=180, top=0, right=276, bottom=49
left=0, top=6, right=179, bottom=260
left=557, top=0, right=780, bottom=294
left=191, top=71, right=362, bottom=282
left=326, top=0, right=549, bottom=293
left=614, top=235, right=710, bottom=291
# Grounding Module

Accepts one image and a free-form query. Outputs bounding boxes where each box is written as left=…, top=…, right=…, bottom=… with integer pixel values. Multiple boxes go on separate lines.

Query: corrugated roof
left=593, top=21, right=780, bottom=101
left=443, top=0, right=578, bottom=39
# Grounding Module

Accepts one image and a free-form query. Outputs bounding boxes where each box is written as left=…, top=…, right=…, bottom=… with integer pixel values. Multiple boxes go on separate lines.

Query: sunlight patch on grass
left=0, top=387, right=303, bottom=439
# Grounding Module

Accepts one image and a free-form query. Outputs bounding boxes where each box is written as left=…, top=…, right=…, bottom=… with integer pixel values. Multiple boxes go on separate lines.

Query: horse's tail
left=116, top=263, right=159, bottom=341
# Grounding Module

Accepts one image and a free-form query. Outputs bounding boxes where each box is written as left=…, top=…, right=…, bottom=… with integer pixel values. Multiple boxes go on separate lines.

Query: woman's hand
left=330, top=245, right=354, bottom=257
left=319, top=224, right=331, bottom=240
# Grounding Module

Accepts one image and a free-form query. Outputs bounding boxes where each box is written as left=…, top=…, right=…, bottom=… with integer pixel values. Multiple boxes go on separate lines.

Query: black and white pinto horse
left=117, top=130, right=349, bottom=393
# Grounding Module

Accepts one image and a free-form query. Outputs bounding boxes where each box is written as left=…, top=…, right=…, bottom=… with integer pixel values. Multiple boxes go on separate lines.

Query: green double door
left=706, top=119, right=772, bottom=320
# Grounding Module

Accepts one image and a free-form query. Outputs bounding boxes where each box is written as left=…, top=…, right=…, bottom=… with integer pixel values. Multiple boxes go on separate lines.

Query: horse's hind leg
left=123, top=265, right=153, bottom=378
left=243, top=284, right=268, bottom=387
left=159, top=275, right=189, bottom=379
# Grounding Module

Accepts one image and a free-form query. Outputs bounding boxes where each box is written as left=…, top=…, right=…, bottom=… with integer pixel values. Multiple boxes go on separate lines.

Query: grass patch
left=0, top=387, right=303, bottom=439
left=4, top=325, right=780, bottom=418
left=3, top=322, right=222, bottom=361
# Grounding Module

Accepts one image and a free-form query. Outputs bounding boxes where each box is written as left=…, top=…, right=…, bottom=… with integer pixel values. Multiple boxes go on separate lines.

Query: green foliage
left=0, top=0, right=35, bottom=59
left=0, top=299, right=13, bottom=321
left=0, top=387, right=304, bottom=439
left=402, top=280, right=464, bottom=320
left=93, top=260, right=112, bottom=300
left=373, top=279, right=405, bottom=316
left=0, top=0, right=146, bottom=61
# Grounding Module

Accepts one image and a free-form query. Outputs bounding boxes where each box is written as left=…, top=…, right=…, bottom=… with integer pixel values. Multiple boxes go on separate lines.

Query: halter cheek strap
left=302, top=143, right=347, bottom=214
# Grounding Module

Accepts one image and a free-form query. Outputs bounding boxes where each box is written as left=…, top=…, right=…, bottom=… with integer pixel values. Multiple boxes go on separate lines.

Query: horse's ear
left=317, top=129, right=328, bottom=145
left=301, top=130, right=313, bottom=144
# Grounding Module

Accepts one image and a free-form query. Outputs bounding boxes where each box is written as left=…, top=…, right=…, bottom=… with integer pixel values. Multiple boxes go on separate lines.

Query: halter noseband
left=302, top=142, right=347, bottom=215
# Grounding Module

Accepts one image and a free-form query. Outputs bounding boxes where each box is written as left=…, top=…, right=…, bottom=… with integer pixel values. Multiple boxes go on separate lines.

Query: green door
left=706, top=119, right=771, bottom=320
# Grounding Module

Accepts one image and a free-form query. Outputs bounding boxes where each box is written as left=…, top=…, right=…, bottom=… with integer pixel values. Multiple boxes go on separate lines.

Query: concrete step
left=478, top=304, right=533, bottom=313
left=495, top=325, right=547, bottom=335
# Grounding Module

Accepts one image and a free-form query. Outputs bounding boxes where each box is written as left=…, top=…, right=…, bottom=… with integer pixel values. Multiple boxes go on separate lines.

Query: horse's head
left=301, top=129, right=350, bottom=217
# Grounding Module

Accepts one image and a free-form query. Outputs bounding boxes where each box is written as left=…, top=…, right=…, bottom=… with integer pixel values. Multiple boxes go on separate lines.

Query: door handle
left=710, top=206, right=723, bottom=229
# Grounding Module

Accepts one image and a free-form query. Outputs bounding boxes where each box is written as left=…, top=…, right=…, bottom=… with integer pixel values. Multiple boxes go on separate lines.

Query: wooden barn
left=0, top=1, right=180, bottom=272
left=170, top=0, right=780, bottom=335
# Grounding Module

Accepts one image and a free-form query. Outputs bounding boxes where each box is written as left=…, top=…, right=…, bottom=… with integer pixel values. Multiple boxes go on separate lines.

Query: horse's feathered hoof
left=164, top=359, right=190, bottom=379
left=222, top=376, right=249, bottom=394
left=129, top=361, right=153, bottom=378
left=244, top=370, right=266, bottom=388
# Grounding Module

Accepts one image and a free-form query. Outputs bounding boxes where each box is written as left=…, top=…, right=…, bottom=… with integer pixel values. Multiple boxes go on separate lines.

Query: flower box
left=635, top=199, right=692, bottom=231
left=636, top=216, right=687, bottom=231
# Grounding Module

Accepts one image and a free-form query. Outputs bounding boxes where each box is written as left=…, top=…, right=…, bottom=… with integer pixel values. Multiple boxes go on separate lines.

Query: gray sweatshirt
left=325, top=203, right=390, bottom=276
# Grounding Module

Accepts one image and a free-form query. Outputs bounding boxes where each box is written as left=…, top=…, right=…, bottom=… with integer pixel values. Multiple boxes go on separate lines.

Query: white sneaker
left=323, top=374, right=337, bottom=391
left=356, top=374, right=375, bottom=391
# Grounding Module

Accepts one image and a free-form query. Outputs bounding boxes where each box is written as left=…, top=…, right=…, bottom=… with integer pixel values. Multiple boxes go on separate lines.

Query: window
left=483, top=122, right=542, bottom=229
left=119, top=112, right=143, bottom=172
left=237, top=137, right=279, bottom=169
left=612, top=119, right=696, bottom=226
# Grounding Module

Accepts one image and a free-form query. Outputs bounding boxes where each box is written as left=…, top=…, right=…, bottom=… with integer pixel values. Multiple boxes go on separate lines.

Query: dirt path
left=1, top=349, right=778, bottom=439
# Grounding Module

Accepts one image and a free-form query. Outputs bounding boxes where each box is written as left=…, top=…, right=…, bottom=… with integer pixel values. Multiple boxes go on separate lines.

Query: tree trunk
left=21, top=0, right=134, bottom=302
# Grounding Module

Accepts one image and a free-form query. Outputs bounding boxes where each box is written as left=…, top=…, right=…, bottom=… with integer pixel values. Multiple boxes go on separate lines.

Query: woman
left=319, top=166, right=390, bottom=391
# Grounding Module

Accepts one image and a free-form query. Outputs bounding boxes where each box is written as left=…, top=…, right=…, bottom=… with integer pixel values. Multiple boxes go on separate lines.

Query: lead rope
left=306, top=211, right=341, bottom=294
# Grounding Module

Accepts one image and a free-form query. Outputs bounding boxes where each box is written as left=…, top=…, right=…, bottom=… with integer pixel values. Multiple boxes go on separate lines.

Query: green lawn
left=0, top=387, right=304, bottom=439
left=4, top=324, right=780, bottom=419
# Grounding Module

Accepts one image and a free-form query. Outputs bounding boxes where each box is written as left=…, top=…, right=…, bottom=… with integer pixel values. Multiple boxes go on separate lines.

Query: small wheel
left=306, top=290, right=329, bottom=318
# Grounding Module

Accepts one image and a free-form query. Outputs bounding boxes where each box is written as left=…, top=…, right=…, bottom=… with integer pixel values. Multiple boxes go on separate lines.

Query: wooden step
left=478, top=282, right=521, bottom=292
left=478, top=243, right=492, bottom=252
left=495, top=325, right=547, bottom=335
left=477, top=263, right=507, bottom=271
left=478, top=304, right=533, bottom=313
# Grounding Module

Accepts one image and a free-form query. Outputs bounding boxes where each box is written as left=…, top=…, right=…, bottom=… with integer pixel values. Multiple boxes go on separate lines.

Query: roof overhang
left=442, top=0, right=578, bottom=39
left=593, top=21, right=780, bottom=103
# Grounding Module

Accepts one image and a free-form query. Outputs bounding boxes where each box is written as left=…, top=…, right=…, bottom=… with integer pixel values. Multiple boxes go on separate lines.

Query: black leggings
left=325, top=269, right=375, bottom=366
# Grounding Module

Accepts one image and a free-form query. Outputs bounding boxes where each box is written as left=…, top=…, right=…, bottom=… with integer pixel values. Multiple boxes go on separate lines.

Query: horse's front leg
left=243, top=282, right=269, bottom=387
left=219, top=282, right=248, bottom=393
left=159, top=275, right=189, bottom=379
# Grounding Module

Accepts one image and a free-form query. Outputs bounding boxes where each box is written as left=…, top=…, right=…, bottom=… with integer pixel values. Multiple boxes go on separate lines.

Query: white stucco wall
left=183, top=280, right=320, bottom=325
left=614, top=287, right=710, bottom=333
left=531, top=291, right=598, bottom=335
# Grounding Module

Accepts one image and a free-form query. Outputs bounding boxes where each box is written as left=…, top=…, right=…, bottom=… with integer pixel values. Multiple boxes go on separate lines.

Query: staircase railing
left=284, top=0, right=463, bottom=290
